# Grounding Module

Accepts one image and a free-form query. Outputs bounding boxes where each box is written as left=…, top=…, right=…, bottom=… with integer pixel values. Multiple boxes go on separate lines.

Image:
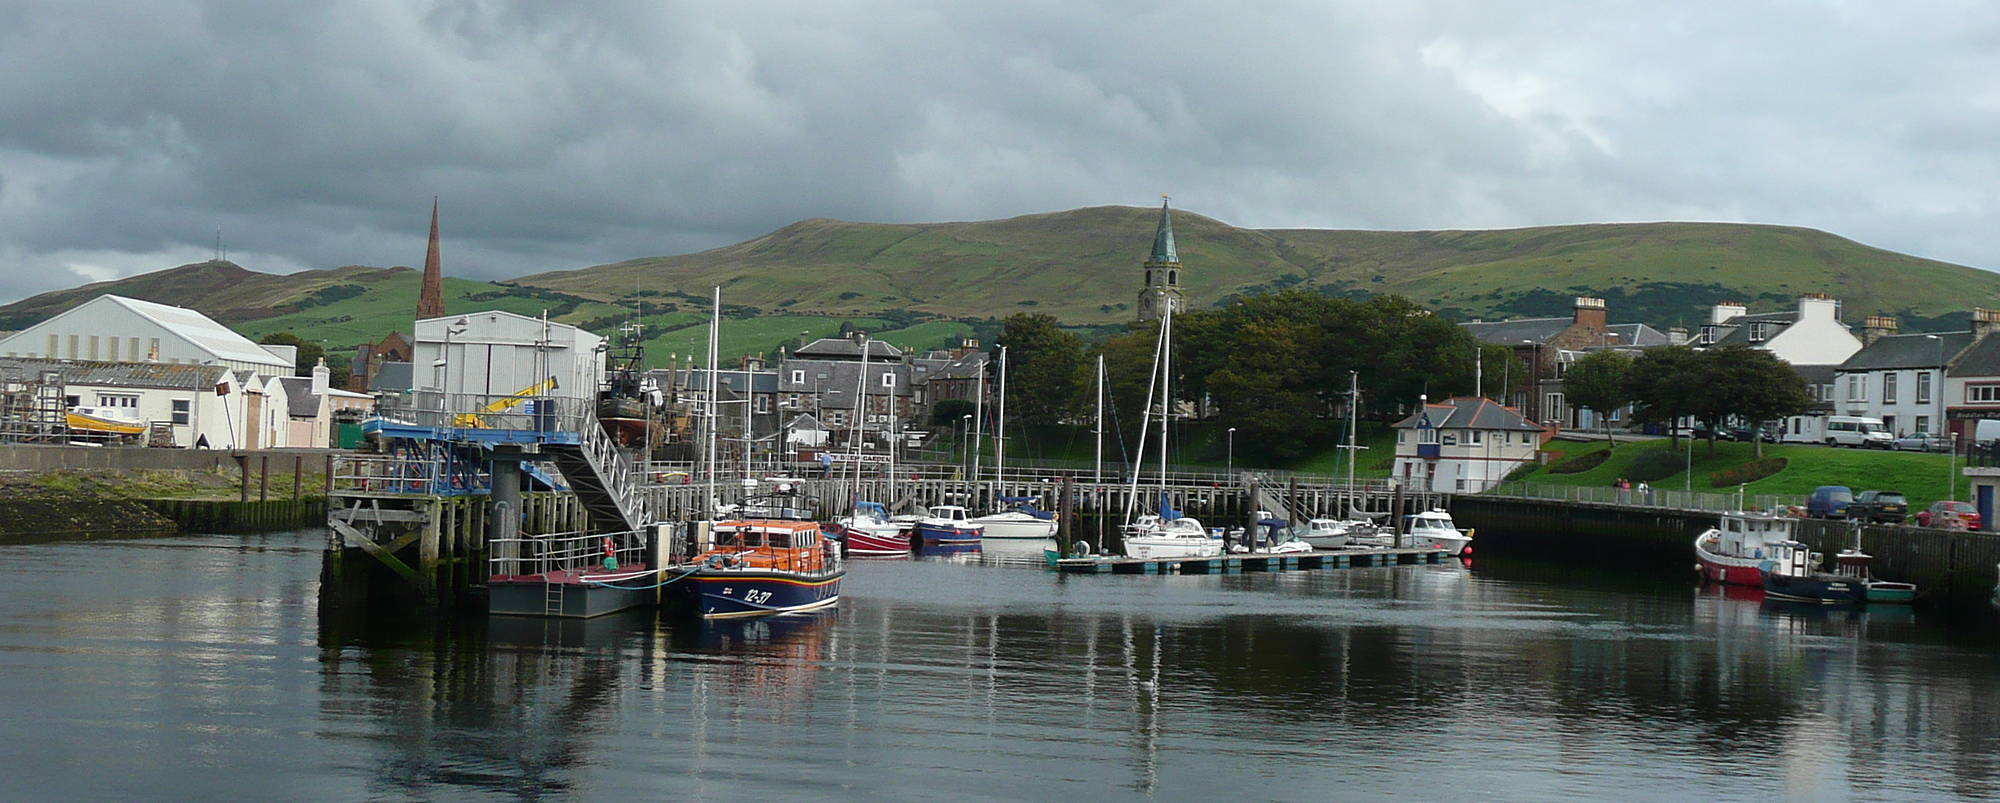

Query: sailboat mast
left=972, top=362, right=985, bottom=484
left=1346, top=370, right=1359, bottom=516
left=1094, top=354, right=1104, bottom=484
left=997, top=345, right=1008, bottom=485
left=850, top=336, right=869, bottom=515
left=705, top=286, right=720, bottom=514
left=1159, top=304, right=1171, bottom=495
left=1123, top=313, right=1168, bottom=521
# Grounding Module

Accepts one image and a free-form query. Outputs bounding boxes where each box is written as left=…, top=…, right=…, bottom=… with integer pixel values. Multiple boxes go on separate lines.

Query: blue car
left=1806, top=486, right=1853, bottom=519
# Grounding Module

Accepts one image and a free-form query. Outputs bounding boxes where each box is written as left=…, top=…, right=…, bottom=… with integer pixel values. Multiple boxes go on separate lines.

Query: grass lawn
left=1514, top=437, right=1963, bottom=512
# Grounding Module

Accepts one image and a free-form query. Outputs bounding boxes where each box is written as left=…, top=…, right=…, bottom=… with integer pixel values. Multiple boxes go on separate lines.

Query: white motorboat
left=1693, top=510, right=1799, bottom=587
left=1404, top=509, right=1473, bottom=556
left=914, top=504, right=985, bottom=545
left=1123, top=516, right=1224, bottom=559
left=1297, top=518, right=1356, bottom=549
left=1231, top=518, right=1315, bottom=554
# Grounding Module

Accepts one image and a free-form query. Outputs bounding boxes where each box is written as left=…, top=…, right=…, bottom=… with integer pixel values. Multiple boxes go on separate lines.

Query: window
left=1467, top=429, right=1482, bottom=444
left=88, top=336, right=99, bottom=360
left=1916, top=416, right=1930, bottom=434
left=95, top=393, right=138, bottom=408
left=171, top=399, right=190, bottom=425
left=108, top=337, right=120, bottom=361
left=67, top=334, right=78, bottom=358
left=1971, top=385, right=2000, bottom=403
left=1544, top=393, right=1565, bottom=423
left=829, top=412, right=845, bottom=426
left=1848, top=375, right=1867, bottom=402
left=754, top=395, right=770, bottom=414
left=1917, top=372, right=1932, bottom=404
left=791, top=370, right=805, bottom=384
left=1884, top=372, right=1898, bottom=404
left=881, top=372, right=896, bottom=388
left=1749, top=322, right=1771, bottom=342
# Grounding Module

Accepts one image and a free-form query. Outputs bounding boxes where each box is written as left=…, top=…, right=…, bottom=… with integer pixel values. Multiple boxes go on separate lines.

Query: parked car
left=1806, top=486, right=1854, bottom=519
left=1892, top=432, right=1951, bottom=452
left=1846, top=490, right=1909, bottom=524
left=1916, top=500, right=1981, bottom=530
left=1728, top=425, right=1778, bottom=443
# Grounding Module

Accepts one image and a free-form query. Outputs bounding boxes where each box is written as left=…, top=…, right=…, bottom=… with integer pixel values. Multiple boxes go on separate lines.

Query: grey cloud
left=1, top=1, right=1997, bottom=305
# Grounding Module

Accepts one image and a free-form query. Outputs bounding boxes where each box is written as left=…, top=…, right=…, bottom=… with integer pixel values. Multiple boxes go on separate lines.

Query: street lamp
left=960, top=413, right=973, bottom=477
left=434, top=316, right=468, bottom=406
left=1926, top=334, right=1945, bottom=438
left=1227, top=427, right=1237, bottom=476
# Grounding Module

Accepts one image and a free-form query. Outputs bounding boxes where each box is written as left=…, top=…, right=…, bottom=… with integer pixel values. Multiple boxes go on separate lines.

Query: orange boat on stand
left=679, top=520, right=844, bottom=618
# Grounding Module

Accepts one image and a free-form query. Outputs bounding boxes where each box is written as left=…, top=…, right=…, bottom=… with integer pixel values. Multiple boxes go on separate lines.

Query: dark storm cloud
left=2, top=1, right=1998, bottom=303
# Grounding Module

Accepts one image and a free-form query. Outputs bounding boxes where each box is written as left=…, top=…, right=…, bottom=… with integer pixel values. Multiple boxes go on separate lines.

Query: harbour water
left=4, top=530, right=1998, bottom=800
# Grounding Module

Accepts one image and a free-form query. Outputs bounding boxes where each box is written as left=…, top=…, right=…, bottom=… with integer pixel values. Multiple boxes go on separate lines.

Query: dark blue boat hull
left=1764, top=572, right=1866, bottom=604
left=916, top=523, right=982, bottom=545
left=679, top=569, right=843, bottom=618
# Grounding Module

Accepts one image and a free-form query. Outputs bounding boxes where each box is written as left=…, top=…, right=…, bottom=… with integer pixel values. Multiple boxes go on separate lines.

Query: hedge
left=1547, top=450, right=1610, bottom=474
left=1710, top=457, right=1787, bottom=488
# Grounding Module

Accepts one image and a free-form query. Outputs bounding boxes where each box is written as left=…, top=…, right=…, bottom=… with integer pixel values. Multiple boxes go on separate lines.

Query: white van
left=1824, top=416, right=1893, bottom=448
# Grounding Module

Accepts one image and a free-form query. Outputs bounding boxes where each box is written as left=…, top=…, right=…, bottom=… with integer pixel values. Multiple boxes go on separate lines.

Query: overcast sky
left=3, top=1, right=1998, bottom=304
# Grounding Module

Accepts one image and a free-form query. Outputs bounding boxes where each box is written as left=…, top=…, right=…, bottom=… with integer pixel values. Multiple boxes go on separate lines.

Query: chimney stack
left=1974, top=308, right=2000, bottom=341
left=1667, top=327, right=1688, bottom=346
left=311, top=357, right=330, bottom=396
left=1862, top=314, right=1899, bottom=347
left=1572, top=297, right=1607, bottom=330
left=1711, top=301, right=1747, bottom=326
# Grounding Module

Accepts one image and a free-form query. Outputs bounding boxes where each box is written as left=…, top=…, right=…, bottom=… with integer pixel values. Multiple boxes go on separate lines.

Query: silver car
left=1891, top=432, right=1950, bottom=452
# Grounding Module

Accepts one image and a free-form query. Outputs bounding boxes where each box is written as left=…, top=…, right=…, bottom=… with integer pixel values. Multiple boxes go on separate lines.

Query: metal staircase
left=544, top=419, right=649, bottom=534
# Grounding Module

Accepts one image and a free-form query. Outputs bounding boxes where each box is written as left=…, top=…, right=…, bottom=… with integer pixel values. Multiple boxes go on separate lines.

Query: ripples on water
left=2, top=530, right=1998, bottom=800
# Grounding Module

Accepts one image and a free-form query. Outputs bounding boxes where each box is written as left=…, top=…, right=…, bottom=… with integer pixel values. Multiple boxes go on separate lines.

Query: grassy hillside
left=0, top=260, right=411, bottom=329
left=515, top=207, right=2000, bottom=327
left=1514, top=438, right=1960, bottom=512
left=10, top=206, right=2000, bottom=365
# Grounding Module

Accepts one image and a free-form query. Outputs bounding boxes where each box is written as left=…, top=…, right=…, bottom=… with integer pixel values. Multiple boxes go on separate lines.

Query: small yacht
left=914, top=505, right=985, bottom=545
left=1230, top=518, right=1315, bottom=554
left=969, top=497, right=1059, bottom=540
left=1297, top=517, right=1357, bottom=549
left=1123, top=517, right=1224, bottom=559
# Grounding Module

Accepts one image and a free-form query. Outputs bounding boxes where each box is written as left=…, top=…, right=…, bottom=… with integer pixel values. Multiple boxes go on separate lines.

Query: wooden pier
left=1055, top=547, right=1453, bottom=574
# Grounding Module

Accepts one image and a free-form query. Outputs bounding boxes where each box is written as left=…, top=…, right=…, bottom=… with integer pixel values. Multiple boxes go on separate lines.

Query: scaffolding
left=0, top=367, right=69, bottom=444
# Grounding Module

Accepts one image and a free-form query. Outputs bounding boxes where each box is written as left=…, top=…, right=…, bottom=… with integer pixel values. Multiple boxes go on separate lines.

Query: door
left=1980, top=484, right=1994, bottom=533
left=244, top=394, right=262, bottom=450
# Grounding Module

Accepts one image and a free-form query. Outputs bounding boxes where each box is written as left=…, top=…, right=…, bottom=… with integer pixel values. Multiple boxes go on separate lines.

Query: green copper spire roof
left=1149, top=198, right=1178, bottom=263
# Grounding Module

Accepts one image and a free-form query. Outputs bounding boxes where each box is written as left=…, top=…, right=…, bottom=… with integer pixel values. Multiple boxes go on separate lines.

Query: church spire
left=417, top=198, right=445, bottom=320
left=1149, top=196, right=1178, bottom=263
left=1136, top=195, right=1185, bottom=322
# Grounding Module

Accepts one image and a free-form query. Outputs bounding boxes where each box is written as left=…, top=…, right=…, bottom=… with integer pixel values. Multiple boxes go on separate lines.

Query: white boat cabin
left=1715, top=512, right=1796, bottom=557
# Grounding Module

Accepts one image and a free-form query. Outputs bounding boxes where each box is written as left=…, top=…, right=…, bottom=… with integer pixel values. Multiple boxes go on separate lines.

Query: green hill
left=514, top=207, right=2000, bottom=328
left=6, top=207, right=1999, bottom=366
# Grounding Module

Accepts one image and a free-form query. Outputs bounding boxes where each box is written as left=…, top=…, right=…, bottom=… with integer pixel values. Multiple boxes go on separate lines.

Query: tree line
left=992, top=290, right=1526, bottom=461
left=1563, top=345, right=1814, bottom=455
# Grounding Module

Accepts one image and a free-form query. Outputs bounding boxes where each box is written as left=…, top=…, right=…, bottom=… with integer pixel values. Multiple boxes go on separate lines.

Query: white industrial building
left=0, top=294, right=297, bottom=374
left=411, top=311, right=605, bottom=402
left=0, top=357, right=290, bottom=448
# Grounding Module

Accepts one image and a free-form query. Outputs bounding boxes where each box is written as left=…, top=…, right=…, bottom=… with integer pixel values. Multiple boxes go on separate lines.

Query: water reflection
left=3, top=531, right=2000, bottom=798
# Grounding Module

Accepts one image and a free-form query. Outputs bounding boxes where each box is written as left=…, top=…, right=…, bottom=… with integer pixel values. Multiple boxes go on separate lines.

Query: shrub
left=1547, top=450, right=1610, bottom=474
left=1624, top=447, right=1685, bottom=483
left=1710, top=457, right=1787, bottom=488
left=1502, top=462, right=1540, bottom=482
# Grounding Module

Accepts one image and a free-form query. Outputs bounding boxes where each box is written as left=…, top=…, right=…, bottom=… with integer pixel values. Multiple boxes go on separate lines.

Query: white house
left=1698, top=294, right=1863, bottom=367
left=0, top=294, right=296, bottom=375
left=1392, top=396, right=1546, bottom=493
left=1834, top=330, right=1975, bottom=438
left=411, top=311, right=605, bottom=402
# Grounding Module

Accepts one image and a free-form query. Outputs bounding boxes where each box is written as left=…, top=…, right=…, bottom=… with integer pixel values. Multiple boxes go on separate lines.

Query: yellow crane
left=452, top=376, right=559, bottom=428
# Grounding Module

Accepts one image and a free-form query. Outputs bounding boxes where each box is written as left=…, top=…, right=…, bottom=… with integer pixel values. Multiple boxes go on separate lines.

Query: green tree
left=1563, top=350, right=1635, bottom=444
left=1710, top=346, right=1814, bottom=457
left=1208, top=320, right=1321, bottom=460
left=996, top=313, right=1088, bottom=427
left=1627, top=345, right=1703, bottom=450
left=1098, top=325, right=1164, bottom=462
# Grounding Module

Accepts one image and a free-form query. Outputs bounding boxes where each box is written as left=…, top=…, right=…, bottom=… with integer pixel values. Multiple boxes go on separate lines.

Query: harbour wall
left=1453, top=495, right=2000, bottom=609
left=140, top=499, right=327, bottom=533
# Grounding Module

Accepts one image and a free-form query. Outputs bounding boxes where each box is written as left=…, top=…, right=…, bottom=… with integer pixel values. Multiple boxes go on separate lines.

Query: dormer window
left=1698, top=325, right=1717, bottom=345
left=1749, top=322, right=1772, bottom=342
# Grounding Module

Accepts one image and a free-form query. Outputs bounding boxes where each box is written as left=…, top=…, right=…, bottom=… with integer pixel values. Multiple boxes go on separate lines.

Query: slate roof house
left=1391, top=396, right=1547, bottom=494
left=1462, top=297, right=1671, bottom=427
left=1696, top=294, right=1862, bottom=367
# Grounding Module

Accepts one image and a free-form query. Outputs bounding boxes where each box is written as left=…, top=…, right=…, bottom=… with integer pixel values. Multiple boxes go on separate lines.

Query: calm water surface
left=3, top=530, right=1998, bottom=800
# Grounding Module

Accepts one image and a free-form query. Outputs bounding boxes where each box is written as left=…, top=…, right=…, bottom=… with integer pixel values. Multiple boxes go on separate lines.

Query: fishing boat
left=1404, top=509, right=1473, bottom=556
left=829, top=500, right=910, bottom=555
left=1693, top=510, right=1798, bottom=587
left=969, top=496, right=1058, bottom=539
left=1761, top=541, right=1865, bottom=604
left=679, top=519, right=844, bottom=618
left=914, top=505, right=985, bottom=545
left=596, top=322, right=662, bottom=448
